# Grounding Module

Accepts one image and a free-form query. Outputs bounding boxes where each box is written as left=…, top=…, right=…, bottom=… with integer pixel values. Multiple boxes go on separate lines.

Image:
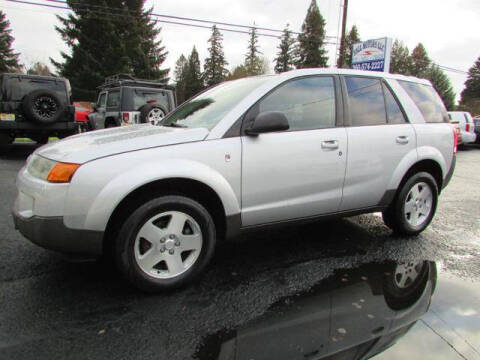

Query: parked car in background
left=87, top=74, right=176, bottom=130
left=448, top=111, right=477, bottom=146
left=474, top=116, right=480, bottom=143
left=73, top=102, right=91, bottom=132
left=13, top=69, right=456, bottom=292
left=0, top=73, right=76, bottom=144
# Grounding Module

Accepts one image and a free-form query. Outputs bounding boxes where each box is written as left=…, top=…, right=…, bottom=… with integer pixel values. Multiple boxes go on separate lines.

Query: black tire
left=139, top=103, right=167, bottom=125
left=382, top=172, right=438, bottom=236
left=22, top=89, right=64, bottom=124
left=114, top=195, right=216, bottom=292
left=383, top=261, right=430, bottom=310
left=104, top=119, right=117, bottom=128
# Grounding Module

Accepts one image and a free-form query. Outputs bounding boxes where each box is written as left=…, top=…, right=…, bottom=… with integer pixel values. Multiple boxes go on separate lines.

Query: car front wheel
left=382, top=172, right=438, bottom=236
left=114, top=195, right=216, bottom=292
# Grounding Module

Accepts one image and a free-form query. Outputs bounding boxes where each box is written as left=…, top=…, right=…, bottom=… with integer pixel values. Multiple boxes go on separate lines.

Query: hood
left=37, top=124, right=209, bottom=164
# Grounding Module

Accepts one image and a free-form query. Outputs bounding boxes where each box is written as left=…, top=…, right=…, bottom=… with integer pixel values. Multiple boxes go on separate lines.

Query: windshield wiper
left=163, top=123, right=188, bottom=128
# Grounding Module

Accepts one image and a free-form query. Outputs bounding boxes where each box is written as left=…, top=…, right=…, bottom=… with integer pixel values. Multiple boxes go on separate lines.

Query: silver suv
left=13, top=69, right=456, bottom=292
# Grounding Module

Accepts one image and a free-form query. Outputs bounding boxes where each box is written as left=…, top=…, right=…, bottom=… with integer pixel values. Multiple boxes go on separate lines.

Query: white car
left=448, top=111, right=477, bottom=145
left=13, top=69, right=456, bottom=292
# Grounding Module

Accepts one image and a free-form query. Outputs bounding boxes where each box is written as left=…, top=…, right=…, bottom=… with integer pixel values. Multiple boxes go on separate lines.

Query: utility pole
left=337, top=0, right=349, bottom=68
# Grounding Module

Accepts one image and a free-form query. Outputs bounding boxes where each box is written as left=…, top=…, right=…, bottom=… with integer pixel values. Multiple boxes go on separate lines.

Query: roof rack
left=98, top=74, right=175, bottom=90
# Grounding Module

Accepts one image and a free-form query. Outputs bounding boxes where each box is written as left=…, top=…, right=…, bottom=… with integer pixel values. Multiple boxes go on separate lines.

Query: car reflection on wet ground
left=0, top=143, right=479, bottom=360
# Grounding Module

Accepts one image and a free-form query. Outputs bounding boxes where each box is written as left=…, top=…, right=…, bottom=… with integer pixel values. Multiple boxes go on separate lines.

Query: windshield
left=161, top=76, right=271, bottom=130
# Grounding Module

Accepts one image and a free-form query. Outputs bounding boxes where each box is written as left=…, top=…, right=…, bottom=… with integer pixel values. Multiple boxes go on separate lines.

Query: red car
left=74, top=102, right=92, bottom=132
left=74, top=102, right=91, bottom=122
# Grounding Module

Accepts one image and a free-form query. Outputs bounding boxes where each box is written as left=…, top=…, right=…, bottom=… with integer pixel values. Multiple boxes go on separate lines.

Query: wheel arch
left=102, top=177, right=229, bottom=255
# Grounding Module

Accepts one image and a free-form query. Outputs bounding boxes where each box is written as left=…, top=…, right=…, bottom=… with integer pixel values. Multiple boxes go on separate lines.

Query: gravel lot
left=0, top=142, right=479, bottom=359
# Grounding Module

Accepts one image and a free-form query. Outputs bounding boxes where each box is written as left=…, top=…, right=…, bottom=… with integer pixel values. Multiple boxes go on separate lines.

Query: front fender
left=73, top=159, right=240, bottom=232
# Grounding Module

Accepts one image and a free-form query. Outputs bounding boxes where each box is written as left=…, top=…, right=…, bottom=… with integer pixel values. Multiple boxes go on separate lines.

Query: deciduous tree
left=390, top=40, right=413, bottom=75
left=411, top=43, right=431, bottom=78
left=460, top=56, right=480, bottom=114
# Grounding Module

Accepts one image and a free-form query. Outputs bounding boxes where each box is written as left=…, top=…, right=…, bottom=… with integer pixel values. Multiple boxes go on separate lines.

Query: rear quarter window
left=399, top=81, right=448, bottom=123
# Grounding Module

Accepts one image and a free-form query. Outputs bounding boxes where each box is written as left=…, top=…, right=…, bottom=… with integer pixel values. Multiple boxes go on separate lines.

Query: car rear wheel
left=139, top=104, right=166, bottom=125
left=382, top=172, right=438, bottom=236
left=114, top=195, right=216, bottom=292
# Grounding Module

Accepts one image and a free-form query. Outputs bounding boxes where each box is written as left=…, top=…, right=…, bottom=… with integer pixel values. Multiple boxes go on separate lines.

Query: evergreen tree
left=460, top=56, right=480, bottom=104
left=244, top=27, right=263, bottom=75
left=411, top=43, right=431, bottom=78
left=0, top=10, right=21, bottom=72
left=337, top=25, right=360, bottom=69
left=296, top=0, right=328, bottom=68
left=427, top=65, right=456, bottom=110
left=184, top=46, right=203, bottom=100
left=204, top=25, right=229, bottom=87
left=53, top=0, right=169, bottom=100
left=390, top=40, right=413, bottom=75
left=174, top=54, right=188, bottom=104
left=274, top=26, right=295, bottom=73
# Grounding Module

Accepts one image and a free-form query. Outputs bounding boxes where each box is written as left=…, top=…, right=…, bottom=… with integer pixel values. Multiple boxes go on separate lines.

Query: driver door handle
left=321, top=140, right=339, bottom=150
left=396, top=136, right=409, bottom=145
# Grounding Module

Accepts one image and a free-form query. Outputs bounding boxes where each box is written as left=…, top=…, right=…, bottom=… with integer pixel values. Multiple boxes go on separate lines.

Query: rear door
left=241, top=75, right=347, bottom=226
left=340, top=76, right=416, bottom=211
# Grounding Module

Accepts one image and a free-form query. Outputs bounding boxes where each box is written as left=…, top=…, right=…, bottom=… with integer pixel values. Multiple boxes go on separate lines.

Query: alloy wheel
left=393, top=261, right=424, bottom=289
left=404, top=182, right=433, bottom=227
left=147, top=108, right=165, bottom=125
left=134, top=211, right=203, bottom=279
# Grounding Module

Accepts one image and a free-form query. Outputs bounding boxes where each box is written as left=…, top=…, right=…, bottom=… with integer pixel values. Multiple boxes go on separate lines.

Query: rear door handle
left=321, top=140, right=339, bottom=150
left=396, top=136, right=409, bottom=144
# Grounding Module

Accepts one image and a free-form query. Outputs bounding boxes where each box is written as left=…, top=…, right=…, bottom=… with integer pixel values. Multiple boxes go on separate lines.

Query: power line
left=5, top=0, right=338, bottom=43
left=43, top=0, right=338, bottom=39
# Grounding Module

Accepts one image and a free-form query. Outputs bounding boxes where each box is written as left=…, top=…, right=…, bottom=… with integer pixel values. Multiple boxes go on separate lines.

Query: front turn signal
left=47, top=162, right=81, bottom=183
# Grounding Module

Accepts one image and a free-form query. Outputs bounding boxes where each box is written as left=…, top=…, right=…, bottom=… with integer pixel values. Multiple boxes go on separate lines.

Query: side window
left=383, top=83, right=407, bottom=124
left=106, top=90, right=120, bottom=107
left=97, top=93, right=107, bottom=108
left=345, top=77, right=386, bottom=126
left=398, top=81, right=448, bottom=123
left=258, top=76, right=336, bottom=131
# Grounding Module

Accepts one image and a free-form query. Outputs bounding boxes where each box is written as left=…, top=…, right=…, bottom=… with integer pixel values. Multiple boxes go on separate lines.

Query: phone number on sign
left=352, top=61, right=385, bottom=71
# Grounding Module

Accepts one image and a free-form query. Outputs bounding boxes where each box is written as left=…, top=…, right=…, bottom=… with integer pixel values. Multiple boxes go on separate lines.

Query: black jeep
left=0, top=73, right=76, bottom=144
left=88, top=74, right=176, bottom=130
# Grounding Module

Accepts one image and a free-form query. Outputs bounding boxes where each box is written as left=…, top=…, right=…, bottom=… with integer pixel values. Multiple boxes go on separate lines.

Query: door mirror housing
left=245, top=111, right=289, bottom=136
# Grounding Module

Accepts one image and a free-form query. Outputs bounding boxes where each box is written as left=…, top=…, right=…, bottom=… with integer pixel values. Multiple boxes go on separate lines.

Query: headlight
left=27, top=155, right=80, bottom=183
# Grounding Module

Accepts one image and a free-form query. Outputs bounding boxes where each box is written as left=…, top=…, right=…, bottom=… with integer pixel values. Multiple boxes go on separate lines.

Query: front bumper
left=12, top=208, right=104, bottom=257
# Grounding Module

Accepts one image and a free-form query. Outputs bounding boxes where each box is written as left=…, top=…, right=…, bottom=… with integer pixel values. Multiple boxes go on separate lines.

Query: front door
left=241, top=76, right=347, bottom=227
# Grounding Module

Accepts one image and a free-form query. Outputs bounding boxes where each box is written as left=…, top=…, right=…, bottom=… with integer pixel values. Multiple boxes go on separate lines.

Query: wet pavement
left=0, top=142, right=479, bottom=359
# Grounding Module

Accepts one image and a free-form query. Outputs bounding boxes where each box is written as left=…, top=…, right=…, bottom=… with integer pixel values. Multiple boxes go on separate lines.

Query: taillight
left=453, top=126, right=458, bottom=154
left=122, top=112, right=130, bottom=122
left=466, top=123, right=470, bottom=132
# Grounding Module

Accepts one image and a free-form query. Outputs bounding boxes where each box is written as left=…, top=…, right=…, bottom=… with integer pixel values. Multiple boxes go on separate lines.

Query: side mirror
left=245, top=111, right=289, bottom=136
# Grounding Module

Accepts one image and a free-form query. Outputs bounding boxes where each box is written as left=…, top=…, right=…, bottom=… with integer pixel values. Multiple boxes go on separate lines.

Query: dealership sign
left=351, top=37, right=393, bottom=72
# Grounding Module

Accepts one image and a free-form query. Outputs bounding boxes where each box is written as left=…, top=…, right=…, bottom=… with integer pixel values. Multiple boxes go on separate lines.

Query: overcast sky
left=2, top=0, right=479, bottom=102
